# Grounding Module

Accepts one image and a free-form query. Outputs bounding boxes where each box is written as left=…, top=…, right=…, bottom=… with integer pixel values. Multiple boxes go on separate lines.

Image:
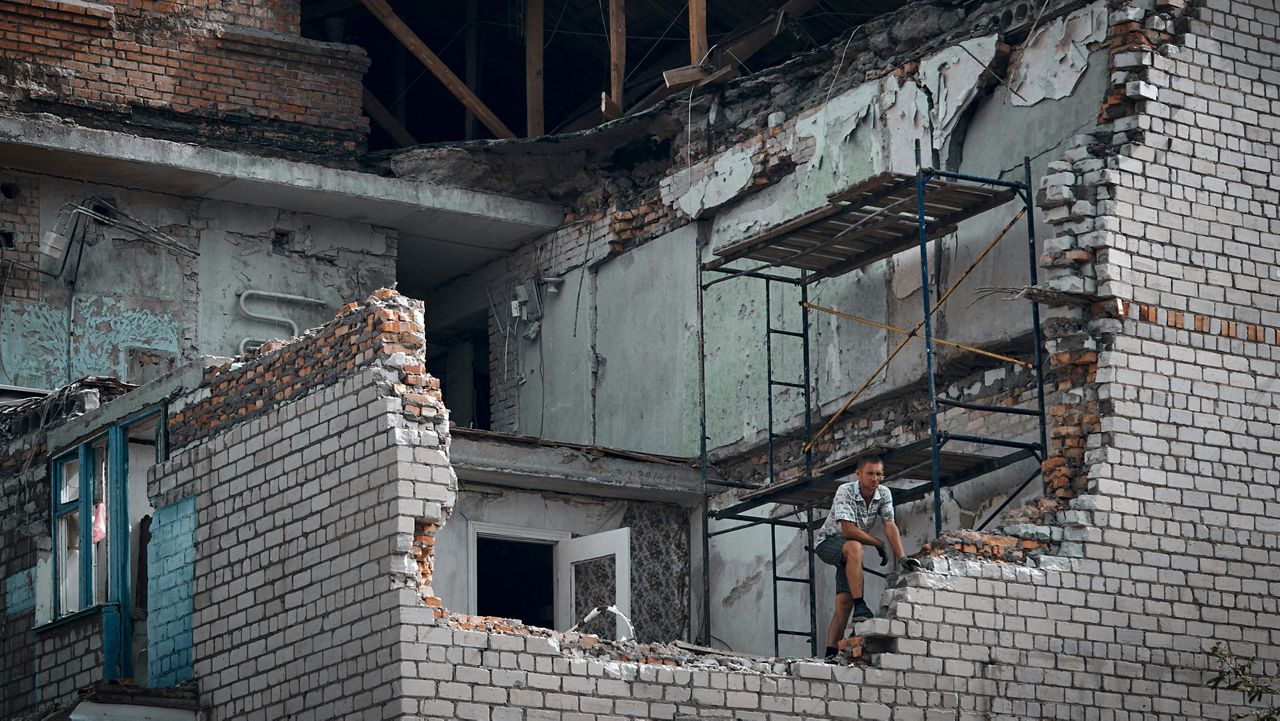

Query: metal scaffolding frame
left=695, top=142, right=1048, bottom=656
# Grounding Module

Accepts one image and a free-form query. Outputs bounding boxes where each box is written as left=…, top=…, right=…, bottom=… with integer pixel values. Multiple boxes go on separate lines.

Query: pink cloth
left=92, top=502, right=107, bottom=543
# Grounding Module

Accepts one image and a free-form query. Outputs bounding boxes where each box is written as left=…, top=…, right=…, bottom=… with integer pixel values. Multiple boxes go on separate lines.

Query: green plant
left=1209, top=642, right=1280, bottom=721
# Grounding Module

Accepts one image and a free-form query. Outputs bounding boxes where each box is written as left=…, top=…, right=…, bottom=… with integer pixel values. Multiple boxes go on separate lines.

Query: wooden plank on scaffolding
left=359, top=0, right=516, bottom=139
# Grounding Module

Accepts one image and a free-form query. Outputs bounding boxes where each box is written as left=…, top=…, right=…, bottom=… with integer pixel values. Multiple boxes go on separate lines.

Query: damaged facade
left=1, top=0, right=1278, bottom=719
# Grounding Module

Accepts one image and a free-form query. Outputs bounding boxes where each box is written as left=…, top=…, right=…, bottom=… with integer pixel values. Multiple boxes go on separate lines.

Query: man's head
left=856, top=455, right=885, bottom=496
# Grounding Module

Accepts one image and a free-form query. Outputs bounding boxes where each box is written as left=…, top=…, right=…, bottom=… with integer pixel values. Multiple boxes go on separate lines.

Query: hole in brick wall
left=86, top=198, right=118, bottom=222
left=272, top=230, right=293, bottom=249
left=0, top=183, right=18, bottom=200
left=0, top=231, right=15, bottom=250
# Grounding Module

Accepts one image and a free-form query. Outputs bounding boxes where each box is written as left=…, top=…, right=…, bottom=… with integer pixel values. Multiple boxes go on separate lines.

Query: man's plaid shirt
left=817, top=482, right=895, bottom=545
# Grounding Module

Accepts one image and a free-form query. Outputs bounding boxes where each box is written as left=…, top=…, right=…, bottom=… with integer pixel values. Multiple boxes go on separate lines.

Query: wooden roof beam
left=358, top=0, right=516, bottom=139
left=689, top=0, right=708, bottom=65
left=609, top=0, right=626, bottom=113
left=362, top=87, right=417, bottom=147
left=526, top=0, right=544, bottom=136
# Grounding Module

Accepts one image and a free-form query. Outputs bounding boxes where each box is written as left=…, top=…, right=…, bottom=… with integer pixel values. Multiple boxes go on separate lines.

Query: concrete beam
left=0, top=113, right=562, bottom=250
left=450, top=433, right=705, bottom=507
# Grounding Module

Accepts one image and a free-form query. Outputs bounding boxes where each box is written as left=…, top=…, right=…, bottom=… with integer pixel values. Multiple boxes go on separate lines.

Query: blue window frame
left=50, top=408, right=164, bottom=680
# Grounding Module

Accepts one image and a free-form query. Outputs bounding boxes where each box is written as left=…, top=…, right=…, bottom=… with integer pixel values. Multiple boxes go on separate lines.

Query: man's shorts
left=815, top=535, right=852, bottom=594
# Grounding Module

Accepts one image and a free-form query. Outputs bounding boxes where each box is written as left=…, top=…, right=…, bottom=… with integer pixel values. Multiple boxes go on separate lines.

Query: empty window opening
left=427, top=329, right=491, bottom=430
left=475, top=537, right=553, bottom=628
left=0, top=183, right=18, bottom=200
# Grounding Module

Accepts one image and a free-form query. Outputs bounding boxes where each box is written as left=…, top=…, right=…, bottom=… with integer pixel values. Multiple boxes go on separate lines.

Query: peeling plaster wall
left=509, top=224, right=702, bottom=455
left=701, top=13, right=1111, bottom=450
left=516, top=266, right=595, bottom=444
left=471, top=2, right=1113, bottom=461
left=0, top=171, right=395, bottom=389
left=594, top=225, right=701, bottom=455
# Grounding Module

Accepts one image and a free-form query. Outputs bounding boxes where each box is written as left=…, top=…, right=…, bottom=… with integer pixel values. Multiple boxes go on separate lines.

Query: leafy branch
left=1209, top=643, right=1280, bottom=721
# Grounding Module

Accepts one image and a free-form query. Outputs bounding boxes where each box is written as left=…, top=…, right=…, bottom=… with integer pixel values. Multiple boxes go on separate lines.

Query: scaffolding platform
left=695, top=146, right=1047, bottom=656
left=703, top=172, right=1019, bottom=282
left=717, top=439, right=1038, bottom=518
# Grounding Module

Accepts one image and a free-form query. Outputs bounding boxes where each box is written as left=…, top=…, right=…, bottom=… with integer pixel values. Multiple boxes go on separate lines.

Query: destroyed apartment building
left=0, top=0, right=1276, bottom=717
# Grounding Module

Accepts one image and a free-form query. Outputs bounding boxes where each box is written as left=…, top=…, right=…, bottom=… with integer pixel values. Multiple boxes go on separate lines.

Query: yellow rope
left=802, top=207, right=1028, bottom=454
left=802, top=302, right=1032, bottom=368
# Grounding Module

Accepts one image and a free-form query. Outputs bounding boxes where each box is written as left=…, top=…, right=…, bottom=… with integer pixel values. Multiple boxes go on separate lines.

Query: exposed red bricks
left=168, top=289, right=436, bottom=450
left=0, top=0, right=369, bottom=152
left=918, top=529, right=1046, bottom=563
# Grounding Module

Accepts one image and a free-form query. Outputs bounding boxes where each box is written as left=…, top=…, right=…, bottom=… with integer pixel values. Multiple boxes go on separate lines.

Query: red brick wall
left=0, top=0, right=369, bottom=153
left=168, top=289, right=438, bottom=450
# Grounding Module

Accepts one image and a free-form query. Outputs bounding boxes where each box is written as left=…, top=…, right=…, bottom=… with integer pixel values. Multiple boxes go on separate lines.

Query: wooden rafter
left=689, top=0, right=708, bottom=65
left=362, top=87, right=417, bottom=147
left=358, top=0, right=515, bottom=140
left=526, top=0, right=544, bottom=136
left=629, top=0, right=819, bottom=116
left=609, top=0, right=626, bottom=112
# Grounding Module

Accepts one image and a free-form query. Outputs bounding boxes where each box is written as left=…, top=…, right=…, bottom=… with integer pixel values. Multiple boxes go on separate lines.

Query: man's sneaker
left=851, top=599, right=874, bottom=621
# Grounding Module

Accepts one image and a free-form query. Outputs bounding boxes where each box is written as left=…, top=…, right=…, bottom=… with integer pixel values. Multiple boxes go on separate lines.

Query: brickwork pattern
left=0, top=0, right=369, bottom=154
left=147, top=496, right=196, bottom=688
left=166, top=290, right=439, bottom=452
left=146, top=291, right=457, bottom=720
left=0, top=382, right=123, bottom=716
left=393, top=2, right=1279, bottom=719
left=35, top=614, right=103, bottom=706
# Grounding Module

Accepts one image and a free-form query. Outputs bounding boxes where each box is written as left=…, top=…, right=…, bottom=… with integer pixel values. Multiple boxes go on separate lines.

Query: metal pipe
left=940, top=433, right=1043, bottom=452
left=916, top=141, right=945, bottom=539
left=765, top=280, right=777, bottom=485
left=937, top=398, right=1043, bottom=416
left=977, top=467, right=1043, bottom=531
left=237, top=290, right=327, bottom=354
left=770, top=517, right=780, bottom=657
left=927, top=168, right=1028, bottom=190
left=696, top=260, right=712, bottom=647
left=1025, top=156, right=1050, bottom=468
left=701, top=267, right=804, bottom=289
left=800, top=280, right=817, bottom=657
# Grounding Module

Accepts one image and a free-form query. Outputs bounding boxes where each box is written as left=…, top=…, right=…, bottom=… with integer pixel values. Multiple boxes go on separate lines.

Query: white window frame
left=465, top=521, right=571, bottom=617
left=554, top=528, right=631, bottom=640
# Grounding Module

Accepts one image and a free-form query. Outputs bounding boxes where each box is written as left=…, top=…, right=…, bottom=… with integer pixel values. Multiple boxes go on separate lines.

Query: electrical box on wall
left=521, top=278, right=542, bottom=322
left=512, top=278, right=543, bottom=322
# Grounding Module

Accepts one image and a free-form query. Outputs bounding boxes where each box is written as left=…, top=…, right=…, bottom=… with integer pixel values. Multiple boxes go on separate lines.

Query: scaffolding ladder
left=696, top=141, right=1048, bottom=654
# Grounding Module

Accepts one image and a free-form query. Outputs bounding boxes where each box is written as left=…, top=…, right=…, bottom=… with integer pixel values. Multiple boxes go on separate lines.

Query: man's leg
left=826, top=592, right=854, bottom=649
left=841, top=540, right=864, bottom=598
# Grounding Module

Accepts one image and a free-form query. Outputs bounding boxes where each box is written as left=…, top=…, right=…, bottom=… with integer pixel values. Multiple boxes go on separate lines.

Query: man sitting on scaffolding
left=814, top=454, right=920, bottom=658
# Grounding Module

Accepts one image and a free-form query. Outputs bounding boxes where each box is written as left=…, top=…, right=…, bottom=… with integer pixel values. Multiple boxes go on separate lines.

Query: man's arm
left=838, top=520, right=882, bottom=546
left=883, top=520, right=907, bottom=559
